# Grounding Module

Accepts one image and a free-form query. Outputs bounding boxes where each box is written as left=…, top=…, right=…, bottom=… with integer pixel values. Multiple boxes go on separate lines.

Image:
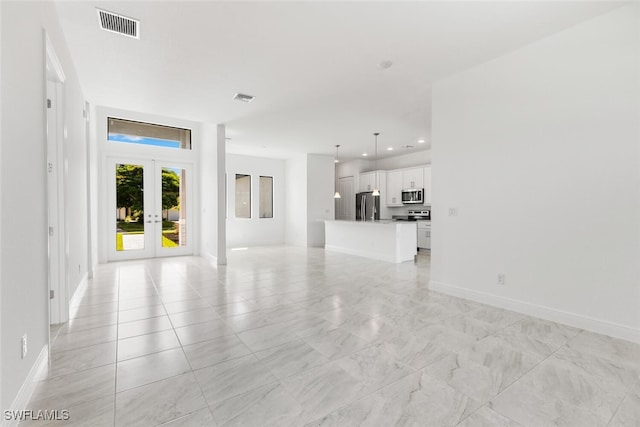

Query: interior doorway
left=336, top=176, right=355, bottom=220
left=107, top=158, right=193, bottom=261
left=46, top=34, right=67, bottom=325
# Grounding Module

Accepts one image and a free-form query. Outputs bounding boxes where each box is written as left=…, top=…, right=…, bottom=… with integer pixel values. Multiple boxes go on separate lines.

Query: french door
left=108, top=157, right=193, bottom=260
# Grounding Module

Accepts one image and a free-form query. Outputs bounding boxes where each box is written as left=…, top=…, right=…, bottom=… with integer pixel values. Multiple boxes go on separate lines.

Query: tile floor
left=24, top=247, right=640, bottom=426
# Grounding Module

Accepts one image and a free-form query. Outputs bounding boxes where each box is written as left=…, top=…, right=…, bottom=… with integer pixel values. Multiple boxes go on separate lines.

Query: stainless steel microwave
left=401, top=188, right=423, bottom=204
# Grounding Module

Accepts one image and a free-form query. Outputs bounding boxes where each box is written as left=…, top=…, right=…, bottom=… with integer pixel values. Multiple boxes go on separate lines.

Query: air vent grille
left=233, top=93, right=255, bottom=103
left=97, top=9, right=139, bottom=39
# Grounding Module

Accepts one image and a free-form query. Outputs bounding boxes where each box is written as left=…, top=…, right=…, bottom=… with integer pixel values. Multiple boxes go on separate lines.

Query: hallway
left=24, top=247, right=640, bottom=426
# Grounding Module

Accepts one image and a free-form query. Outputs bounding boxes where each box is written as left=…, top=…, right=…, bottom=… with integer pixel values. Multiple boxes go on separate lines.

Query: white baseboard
left=429, top=280, right=640, bottom=344
left=2, top=345, right=49, bottom=427
left=201, top=251, right=219, bottom=268
left=67, top=272, right=89, bottom=320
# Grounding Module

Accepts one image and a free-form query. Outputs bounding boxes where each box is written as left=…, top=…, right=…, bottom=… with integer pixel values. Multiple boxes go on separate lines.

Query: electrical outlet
left=21, top=334, right=28, bottom=359
left=448, top=207, right=458, bottom=217
left=497, top=274, right=506, bottom=286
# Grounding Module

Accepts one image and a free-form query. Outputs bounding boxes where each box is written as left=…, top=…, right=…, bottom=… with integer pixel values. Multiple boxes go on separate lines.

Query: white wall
left=0, top=1, right=87, bottom=410
left=285, top=155, right=307, bottom=246
left=226, top=154, right=285, bottom=247
left=430, top=5, right=640, bottom=342
left=376, top=150, right=431, bottom=171
left=200, top=123, right=223, bottom=264
left=307, top=154, right=335, bottom=247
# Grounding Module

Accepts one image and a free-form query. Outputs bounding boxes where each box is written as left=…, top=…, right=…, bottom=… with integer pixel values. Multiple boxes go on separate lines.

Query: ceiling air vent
left=233, top=93, right=255, bottom=103
left=97, top=9, right=139, bottom=39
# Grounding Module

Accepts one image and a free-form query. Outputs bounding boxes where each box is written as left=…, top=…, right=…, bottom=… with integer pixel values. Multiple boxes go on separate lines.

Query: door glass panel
left=115, top=163, right=145, bottom=251
left=161, top=167, right=186, bottom=248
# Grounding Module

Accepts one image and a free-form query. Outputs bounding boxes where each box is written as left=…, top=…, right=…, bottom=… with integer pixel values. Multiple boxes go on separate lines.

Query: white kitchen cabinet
left=417, top=221, right=431, bottom=250
left=386, top=170, right=403, bottom=206
left=423, top=166, right=432, bottom=205
left=402, top=168, right=423, bottom=190
left=359, top=171, right=386, bottom=193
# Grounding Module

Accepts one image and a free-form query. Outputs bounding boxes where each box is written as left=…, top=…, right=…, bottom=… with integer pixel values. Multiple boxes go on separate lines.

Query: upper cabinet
left=359, top=171, right=386, bottom=193
left=402, top=168, right=423, bottom=189
left=386, top=170, right=403, bottom=206
left=383, top=165, right=432, bottom=207
left=423, top=166, right=432, bottom=205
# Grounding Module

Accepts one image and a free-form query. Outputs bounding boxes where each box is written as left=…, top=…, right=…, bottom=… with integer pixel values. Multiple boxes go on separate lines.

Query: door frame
left=107, top=157, right=194, bottom=261
left=45, top=32, right=68, bottom=325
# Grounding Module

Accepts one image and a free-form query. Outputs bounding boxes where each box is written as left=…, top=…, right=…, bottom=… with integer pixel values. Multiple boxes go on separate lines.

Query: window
left=235, top=174, right=251, bottom=218
left=108, top=117, right=192, bottom=150
left=259, top=176, right=273, bottom=218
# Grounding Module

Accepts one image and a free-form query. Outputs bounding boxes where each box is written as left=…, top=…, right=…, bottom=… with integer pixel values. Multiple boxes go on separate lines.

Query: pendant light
left=372, top=133, right=380, bottom=197
left=333, top=145, right=341, bottom=199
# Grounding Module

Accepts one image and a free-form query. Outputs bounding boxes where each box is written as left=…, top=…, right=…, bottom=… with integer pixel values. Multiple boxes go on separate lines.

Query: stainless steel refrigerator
left=356, top=192, right=380, bottom=221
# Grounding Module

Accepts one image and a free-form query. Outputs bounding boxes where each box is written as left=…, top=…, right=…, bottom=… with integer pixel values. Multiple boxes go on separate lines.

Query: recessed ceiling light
left=334, top=159, right=339, bottom=163
left=387, top=147, right=393, bottom=151
left=362, top=153, right=368, bottom=157
left=418, top=139, right=425, bottom=144
left=233, top=93, right=255, bottom=103
left=377, top=60, right=393, bottom=70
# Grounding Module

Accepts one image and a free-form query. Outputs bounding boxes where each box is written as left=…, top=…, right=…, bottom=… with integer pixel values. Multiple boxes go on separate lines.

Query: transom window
left=108, top=117, right=192, bottom=150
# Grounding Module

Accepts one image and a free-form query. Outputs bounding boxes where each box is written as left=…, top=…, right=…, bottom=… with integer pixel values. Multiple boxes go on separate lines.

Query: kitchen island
left=324, top=220, right=417, bottom=263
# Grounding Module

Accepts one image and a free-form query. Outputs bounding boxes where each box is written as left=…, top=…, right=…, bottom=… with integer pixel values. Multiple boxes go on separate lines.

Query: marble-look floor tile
left=29, top=365, right=115, bottom=409
left=183, top=335, right=252, bottom=370
left=115, top=372, right=207, bottom=427
left=19, top=395, right=115, bottom=427
left=490, top=378, right=607, bottom=427
left=280, top=363, right=363, bottom=422
left=117, top=329, right=181, bottom=361
left=254, top=340, right=330, bottom=380
left=194, top=354, right=278, bottom=405
left=117, top=315, right=172, bottom=339
left=237, top=322, right=299, bottom=352
left=506, top=316, right=581, bottom=347
left=491, top=356, right=627, bottom=426
left=40, top=341, right=116, bottom=379
left=156, top=407, right=216, bottom=426
left=117, top=295, right=163, bottom=311
left=116, top=348, right=191, bottom=392
left=334, top=344, right=415, bottom=395
left=377, top=332, right=455, bottom=370
left=464, top=307, right=524, bottom=329
left=552, top=345, right=640, bottom=389
left=71, top=301, right=119, bottom=319
left=213, top=301, right=261, bottom=318
left=211, top=382, right=303, bottom=426
left=51, top=325, right=117, bottom=353
left=423, top=353, right=510, bottom=403
left=457, top=406, right=522, bottom=427
left=608, top=381, right=640, bottom=426
left=174, top=319, right=234, bottom=346
left=118, top=305, right=167, bottom=323
left=307, top=370, right=481, bottom=426
left=61, top=313, right=118, bottom=334
left=567, top=331, right=640, bottom=370
left=163, top=298, right=211, bottom=315
left=168, top=308, right=220, bottom=328
left=303, top=328, right=370, bottom=360
left=440, top=315, right=500, bottom=339
left=459, top=336, right=542, bottom=385
left=225, top=311, right=271, bottom=333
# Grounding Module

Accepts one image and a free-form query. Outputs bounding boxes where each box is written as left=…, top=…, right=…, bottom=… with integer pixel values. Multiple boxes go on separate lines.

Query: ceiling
left=55, top=1, right=623, bottom=161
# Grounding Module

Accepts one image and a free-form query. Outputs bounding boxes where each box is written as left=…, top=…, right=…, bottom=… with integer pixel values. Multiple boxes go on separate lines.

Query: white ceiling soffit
left=55, top=1, right=625, bottom=160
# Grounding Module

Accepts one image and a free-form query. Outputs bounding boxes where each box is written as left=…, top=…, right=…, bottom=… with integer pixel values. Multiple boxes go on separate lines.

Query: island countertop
left=324, top=220, right=417, bottom=263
